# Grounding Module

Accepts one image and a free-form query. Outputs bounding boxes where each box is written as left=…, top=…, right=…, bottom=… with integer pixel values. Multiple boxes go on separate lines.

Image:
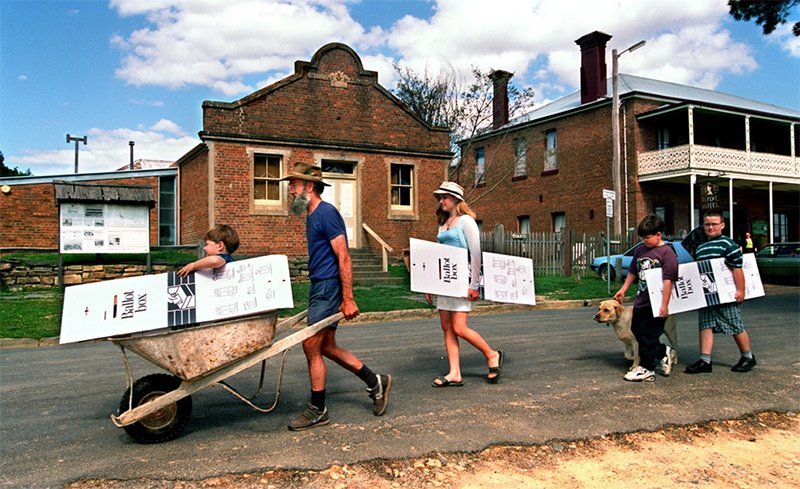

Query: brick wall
left=179, top=147, right=210, bottom=246
left=459, top=103, right=620, bottom=234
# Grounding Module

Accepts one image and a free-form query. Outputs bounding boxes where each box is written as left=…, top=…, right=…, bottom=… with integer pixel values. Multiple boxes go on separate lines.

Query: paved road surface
left=1, top=285, right=798, bottom=488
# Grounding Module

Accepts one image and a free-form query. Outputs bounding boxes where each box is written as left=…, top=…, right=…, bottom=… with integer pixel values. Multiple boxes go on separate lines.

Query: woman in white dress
left=425, top=182, right=503, bottom=387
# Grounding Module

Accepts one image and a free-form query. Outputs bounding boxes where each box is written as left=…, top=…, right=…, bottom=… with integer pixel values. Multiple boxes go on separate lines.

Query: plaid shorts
left=698, top=302, right=745, bottom=335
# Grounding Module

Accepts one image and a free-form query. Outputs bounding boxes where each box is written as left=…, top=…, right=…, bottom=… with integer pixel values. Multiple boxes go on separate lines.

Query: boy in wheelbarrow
left=283, top=163, right=392, bottom=430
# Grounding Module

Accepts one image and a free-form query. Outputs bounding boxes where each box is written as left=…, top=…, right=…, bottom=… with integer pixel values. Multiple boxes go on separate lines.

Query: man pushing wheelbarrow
left=283, top=163, right=392, bottom=431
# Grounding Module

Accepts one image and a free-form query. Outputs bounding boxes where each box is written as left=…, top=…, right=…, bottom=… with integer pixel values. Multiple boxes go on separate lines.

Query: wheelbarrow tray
left=112, top=312, right=278, bottom=381
left=111, top=311, right=343, bottom=430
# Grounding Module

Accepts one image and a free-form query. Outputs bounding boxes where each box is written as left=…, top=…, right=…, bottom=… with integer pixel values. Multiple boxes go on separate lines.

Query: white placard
left=482, top=252, right=536, bottom=305
left=60, top=203, right=150, bottom=253
left=644, top=254, right=765, bottom=316
left=60, top=255, right=294, bottom=344
left=409, top=238, right=469, bottom=298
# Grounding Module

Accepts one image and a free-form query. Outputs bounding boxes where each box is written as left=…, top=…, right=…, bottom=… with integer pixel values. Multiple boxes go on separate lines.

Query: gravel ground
left=65, top=411, right=798, bottom=488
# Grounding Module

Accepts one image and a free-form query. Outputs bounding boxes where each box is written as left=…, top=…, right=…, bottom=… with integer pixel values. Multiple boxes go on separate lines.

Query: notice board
left=59, top=202, right=150, bottom=254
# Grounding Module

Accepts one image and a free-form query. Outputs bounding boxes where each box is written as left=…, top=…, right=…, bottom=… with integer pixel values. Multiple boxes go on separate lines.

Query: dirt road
left=66, top=411, right=798, bottom=488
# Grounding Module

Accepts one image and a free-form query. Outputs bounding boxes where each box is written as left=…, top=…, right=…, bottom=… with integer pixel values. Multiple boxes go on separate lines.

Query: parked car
left=590, top=240, right=694, bottom=282
left=755, top=242, right=800, bottom=283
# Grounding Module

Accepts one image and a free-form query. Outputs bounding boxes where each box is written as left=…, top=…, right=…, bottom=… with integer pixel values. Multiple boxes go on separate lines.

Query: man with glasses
left=685, top=211, right=757, bottom=374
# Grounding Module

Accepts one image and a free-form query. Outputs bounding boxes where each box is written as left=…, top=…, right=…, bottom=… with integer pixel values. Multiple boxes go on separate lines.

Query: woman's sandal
left=432, top=376, right=464, bottom=388
left=487, top=350, right=504, bottom=384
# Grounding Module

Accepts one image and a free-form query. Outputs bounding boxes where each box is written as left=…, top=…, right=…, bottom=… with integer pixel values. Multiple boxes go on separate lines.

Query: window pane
left=267, top=181, right=279, bottom=200
left=254, top=181, right=266, bottom=200
left=322, top=160, right=354, bottom=174
left=399, top=187, right=411, bottom=206
left=399, top=166, right=411, bottom=185
left=267, top=157, right=281, bottom=178
left=391, top=188, right=400, bottom=205
left=254, top=156, right=267, bottom=178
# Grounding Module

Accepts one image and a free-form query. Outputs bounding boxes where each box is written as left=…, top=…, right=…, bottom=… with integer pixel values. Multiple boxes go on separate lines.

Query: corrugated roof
left=501, top=74, right=799, bottom=130
left=53, top=181, right=155, bottom=207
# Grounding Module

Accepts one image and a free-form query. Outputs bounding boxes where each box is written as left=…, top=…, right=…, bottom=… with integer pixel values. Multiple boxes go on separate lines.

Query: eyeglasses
left=703, top=222, right=723, bottom=227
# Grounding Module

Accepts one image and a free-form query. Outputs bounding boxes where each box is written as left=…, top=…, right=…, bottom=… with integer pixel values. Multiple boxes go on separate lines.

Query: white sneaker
left=658, top=346, right=677, bottom=376
left=624, top=366, right=655, bottom=382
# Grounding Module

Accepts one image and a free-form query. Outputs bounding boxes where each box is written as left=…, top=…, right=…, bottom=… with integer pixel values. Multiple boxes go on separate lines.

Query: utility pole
left=66, top=134, right=87, bottom=173
left=611, top=40, right=645, bottom=236
left=129, top=141, right=135, bottom=170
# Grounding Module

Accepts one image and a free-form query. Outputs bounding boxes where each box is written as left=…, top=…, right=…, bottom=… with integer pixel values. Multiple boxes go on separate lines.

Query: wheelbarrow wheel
left=119, top=373, right=192, bottom=444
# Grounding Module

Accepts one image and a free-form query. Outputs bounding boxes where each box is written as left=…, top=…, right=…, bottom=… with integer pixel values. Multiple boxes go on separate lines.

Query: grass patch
left=0, top=290, right=63, bottom=339
left=0, top=272, right=630, bottom=339
left=1, top=250, right=198, bottom=267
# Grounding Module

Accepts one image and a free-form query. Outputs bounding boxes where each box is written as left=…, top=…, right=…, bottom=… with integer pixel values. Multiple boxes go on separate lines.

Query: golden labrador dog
left=593, top=299, right=677, bottom=370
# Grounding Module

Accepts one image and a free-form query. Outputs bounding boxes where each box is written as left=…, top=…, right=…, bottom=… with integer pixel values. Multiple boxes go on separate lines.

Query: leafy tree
left=729, top=0, right=800, bottom=36
left=392, top=64, right=536, bottom=199
left=0, top=151, right=33, bottom=177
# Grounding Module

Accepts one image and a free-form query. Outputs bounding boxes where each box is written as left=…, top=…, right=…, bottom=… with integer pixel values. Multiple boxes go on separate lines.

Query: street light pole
left=611, top=40, right=645, bottom=236
left=66, top=134, right=87, bottom=174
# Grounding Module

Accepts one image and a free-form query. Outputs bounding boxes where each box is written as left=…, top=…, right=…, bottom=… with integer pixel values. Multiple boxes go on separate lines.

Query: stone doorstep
left=0, top=298, right=593, bottom=349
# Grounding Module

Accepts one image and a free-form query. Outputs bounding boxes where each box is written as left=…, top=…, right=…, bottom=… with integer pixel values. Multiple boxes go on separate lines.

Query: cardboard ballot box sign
left=409, top=238, right=469, bottom=298
left=482, top=252, right=536, bottom=305
left=60, top=255, right=294, bottom=344
left=644, top=254, right=764, bottom=317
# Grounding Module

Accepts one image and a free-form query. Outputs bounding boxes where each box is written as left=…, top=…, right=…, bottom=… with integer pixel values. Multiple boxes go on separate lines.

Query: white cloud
left=12, top=121, right=199, bottom=175
left=105, top=0, right=765, bottom=104
left=18, top=74, right=28, bottom=81
left=110, top=0, right=369, bottom=96
left=385, top=0, right=756, bottom=96
left=771, top=22, right=800, bottom=57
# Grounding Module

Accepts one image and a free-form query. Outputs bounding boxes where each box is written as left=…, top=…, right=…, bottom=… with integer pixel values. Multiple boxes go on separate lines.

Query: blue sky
left=1, top=0, right=798, bottom=175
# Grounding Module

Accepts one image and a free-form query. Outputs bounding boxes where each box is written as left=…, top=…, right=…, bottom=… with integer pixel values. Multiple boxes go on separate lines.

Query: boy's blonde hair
left=205, top=224, right=239, bottom=254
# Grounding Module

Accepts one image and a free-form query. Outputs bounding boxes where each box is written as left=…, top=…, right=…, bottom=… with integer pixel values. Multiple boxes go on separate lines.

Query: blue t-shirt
left=307, top=201, right=347, bottom=281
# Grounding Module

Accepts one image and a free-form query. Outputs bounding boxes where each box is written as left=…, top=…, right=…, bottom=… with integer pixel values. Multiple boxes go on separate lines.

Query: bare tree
left=392, top=65, right=536, bottom=200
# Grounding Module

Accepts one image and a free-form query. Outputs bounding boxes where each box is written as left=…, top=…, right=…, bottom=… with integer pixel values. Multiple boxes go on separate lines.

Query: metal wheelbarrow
left=109, top=310, right=343, bottom=443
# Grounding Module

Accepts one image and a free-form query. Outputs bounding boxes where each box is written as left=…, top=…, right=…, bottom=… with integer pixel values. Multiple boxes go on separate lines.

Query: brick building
left=0, top=168, right=177, bottom=250
left=177, top=42, right=451, bottom=257
left=456, top=31, right=799, bottom=248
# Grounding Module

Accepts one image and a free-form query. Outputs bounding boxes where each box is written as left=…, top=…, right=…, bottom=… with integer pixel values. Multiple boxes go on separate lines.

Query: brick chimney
left=574, top=31, right=612, bottom=104
left=489, top=70, right=513, bottom=129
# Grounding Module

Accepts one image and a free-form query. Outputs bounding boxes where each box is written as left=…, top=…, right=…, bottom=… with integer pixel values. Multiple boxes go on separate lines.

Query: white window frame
left=545, top=129, right=557, bottom=171
left=390, top=163, right=414, bottom=211
left=249, top=148, right=290, bottom=216
left=387, top=159, right=418, bottom=220
left=514, top=138, right=527, bottom=177
left=475, top=147, right=486, bottom=185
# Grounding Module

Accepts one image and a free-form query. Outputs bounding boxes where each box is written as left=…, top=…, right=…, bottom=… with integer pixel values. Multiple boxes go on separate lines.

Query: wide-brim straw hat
left=280, top=163, right=330, bottom=186
left=433, top=181, right=464, bottom=201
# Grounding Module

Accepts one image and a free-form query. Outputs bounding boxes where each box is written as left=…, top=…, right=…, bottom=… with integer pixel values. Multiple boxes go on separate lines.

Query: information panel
left=59, top=203, right=150, bottom=253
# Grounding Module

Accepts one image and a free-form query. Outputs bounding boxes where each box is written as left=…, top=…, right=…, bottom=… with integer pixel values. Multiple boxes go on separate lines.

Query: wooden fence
left=479, top=224, right=637, bottom=277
